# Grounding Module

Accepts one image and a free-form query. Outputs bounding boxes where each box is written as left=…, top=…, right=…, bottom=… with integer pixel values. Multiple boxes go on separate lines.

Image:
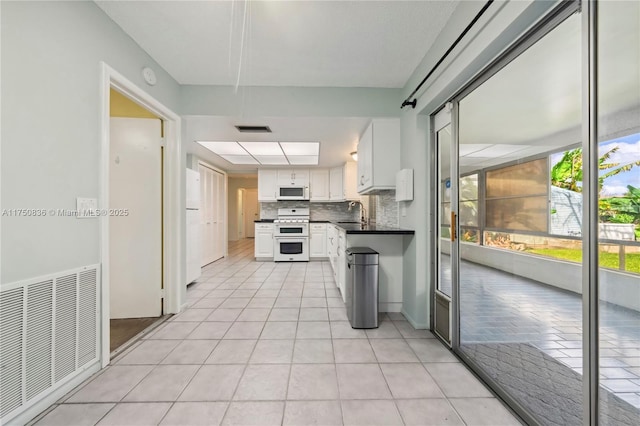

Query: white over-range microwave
left=277, top=186, right=309, bottom=200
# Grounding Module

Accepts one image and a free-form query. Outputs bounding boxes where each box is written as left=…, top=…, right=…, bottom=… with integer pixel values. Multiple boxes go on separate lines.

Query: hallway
left=34, top=240, right=519, bottom=425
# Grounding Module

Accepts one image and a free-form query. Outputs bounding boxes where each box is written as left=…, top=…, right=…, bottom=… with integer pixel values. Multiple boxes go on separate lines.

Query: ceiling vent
left=235, top=125, right=272, bottom=133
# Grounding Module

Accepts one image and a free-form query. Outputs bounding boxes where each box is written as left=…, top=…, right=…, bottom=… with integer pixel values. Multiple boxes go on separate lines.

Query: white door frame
left=99, top=63, right=182, bottom=366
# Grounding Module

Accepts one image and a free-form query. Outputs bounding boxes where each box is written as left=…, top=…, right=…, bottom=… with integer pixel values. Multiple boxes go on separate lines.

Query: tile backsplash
left=260, top=193, right=398, bottom=227
left=260, top=201, right=359, bottom=222
left=373, top=191, right=399, bottom=227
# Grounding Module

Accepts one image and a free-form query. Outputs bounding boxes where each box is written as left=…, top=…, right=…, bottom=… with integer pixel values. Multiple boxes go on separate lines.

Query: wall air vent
left=235, top=125, right=272, bottom=133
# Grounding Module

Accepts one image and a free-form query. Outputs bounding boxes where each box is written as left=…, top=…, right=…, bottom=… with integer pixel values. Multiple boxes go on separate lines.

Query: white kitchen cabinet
left=357, top=118, right=400, bottom=194
left=343, top=161, right=359, bottom=200
left=254, top=223, right=274, bottom=259
left=327, top=225, right=338, bottom=284
left=258, top=169, right=278, bottom=201
left=310, top=169, right=330, bottom=201
left=277, top=169, right=309, bottom=186
left=310, top=223, right=328, bottom=258
left=329, top=162, right=358, bottom=201
left=329, top=167, right=343, bottom=201
left=337, top=229, right=347, bottom=301
left=326, top=224, right=347, bottom=298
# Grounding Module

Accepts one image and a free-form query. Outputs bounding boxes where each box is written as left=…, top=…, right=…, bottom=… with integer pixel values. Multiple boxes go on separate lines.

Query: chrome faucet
left=348, top=201, right=367, bottom=226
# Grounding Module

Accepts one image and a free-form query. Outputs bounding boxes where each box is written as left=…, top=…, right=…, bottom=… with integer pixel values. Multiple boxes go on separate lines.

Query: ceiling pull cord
left=234, top=0, right=248, bottom=94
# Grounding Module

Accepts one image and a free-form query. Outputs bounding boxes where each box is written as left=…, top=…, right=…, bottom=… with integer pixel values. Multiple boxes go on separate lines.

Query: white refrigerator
left=186, top=168, right=202, bottom=285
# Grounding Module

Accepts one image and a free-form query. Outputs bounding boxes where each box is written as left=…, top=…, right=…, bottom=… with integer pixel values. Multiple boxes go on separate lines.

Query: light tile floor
left=440, top=255, right=640, bottom=410
left=34, top=239, right=520, bottom=426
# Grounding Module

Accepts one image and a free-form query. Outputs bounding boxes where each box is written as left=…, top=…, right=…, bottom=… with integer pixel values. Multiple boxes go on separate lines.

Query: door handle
left=450, top=212, right=456, bottom=242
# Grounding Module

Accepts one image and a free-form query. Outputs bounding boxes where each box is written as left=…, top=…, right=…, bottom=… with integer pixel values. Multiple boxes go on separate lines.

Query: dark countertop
left=254, top=218, right=414, bottom=234
left=331, top=222, right=415, bottom=235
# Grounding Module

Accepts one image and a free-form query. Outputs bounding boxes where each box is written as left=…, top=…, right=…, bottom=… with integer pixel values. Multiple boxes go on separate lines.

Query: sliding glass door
left=430, top=2, right=637, bottom=423
left=433, top=107, right=454, bottom=344
left=597, top=1, right=640, bottom=423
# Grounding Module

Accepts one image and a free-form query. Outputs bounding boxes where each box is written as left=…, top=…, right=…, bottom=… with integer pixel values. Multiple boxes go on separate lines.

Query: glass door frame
left=428, top=1, right=604, bottom=424
left=431, top=104, right=459, bottom=347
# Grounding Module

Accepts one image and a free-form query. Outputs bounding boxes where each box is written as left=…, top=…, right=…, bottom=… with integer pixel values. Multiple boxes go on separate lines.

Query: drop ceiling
left=186, top=116, right=370, bottom=172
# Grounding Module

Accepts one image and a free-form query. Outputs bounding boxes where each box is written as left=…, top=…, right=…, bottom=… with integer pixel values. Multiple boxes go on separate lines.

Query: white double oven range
left=273, top=208, right=310, bottom=262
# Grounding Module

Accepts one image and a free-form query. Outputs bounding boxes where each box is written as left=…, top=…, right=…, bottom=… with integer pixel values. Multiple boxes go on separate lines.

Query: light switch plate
left=76, top=197, right=98, bottom=219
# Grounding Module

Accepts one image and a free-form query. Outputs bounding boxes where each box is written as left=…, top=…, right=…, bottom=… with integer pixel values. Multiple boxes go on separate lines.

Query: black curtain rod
left=401, top=0, right=495, bottom=109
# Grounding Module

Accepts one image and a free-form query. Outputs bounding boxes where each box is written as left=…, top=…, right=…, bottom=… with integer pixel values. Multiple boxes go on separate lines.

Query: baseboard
left=379, top=302, right=402, bottom=313
left=401, top=308, right=430, bottom=330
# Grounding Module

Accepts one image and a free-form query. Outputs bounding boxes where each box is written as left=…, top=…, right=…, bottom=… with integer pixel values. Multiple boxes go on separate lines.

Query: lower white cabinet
left=310, top=223, right=327, bottom=258
left=326, top=225, right=347, bottom=300
left=255, top=223, right=274, bottom=258
left=336, top=229, right=347, bottom=301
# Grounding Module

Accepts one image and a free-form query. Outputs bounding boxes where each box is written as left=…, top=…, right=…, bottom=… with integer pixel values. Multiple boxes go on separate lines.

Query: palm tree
left=551, top=146, right=640, bottom=193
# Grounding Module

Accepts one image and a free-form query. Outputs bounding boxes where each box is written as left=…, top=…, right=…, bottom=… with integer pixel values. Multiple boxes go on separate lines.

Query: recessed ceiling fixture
left=197, top=141, right=319, bottom=165
left=234, top=125, right=272, bottom=133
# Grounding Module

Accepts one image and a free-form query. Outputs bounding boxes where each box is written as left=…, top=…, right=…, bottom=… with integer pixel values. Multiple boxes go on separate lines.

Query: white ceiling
left=458, top=7, right=639, bottom=173
left=95, top=0, right=458, bottom=87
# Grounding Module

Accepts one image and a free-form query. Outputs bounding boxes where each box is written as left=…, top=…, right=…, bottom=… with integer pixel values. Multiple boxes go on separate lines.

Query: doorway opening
left=228, top=174, right=259, bottom=243
left=100, top=63, right=182, bottom=366
left=108, top=89, right=164, bottom=353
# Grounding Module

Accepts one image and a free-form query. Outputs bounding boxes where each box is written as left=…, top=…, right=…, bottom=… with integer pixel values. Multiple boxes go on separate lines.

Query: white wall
left=180, top=86, right=402, bottom=118
left=1, top=1, right=181, bottom=284
left=398, top=0, right=560, bottom=328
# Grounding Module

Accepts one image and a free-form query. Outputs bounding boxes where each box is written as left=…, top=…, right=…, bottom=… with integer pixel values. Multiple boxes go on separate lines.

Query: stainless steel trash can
left=345, top=247, right=379, bottom=329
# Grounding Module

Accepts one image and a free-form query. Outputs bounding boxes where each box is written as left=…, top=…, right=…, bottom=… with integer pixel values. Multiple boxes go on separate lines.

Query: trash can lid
left=346, top=247, right=378, bottom=255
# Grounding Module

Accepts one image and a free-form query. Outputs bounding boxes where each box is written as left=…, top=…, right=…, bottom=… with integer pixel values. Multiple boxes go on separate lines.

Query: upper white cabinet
left=343, top=162, right=359, bottom=200
left=357, top=118, right=400, bottom=194
left=329, top=167, right=343, bottom=201
left=310, top=169, right=330, bottom=201
left=258, top=169, right=278, bottom=201
left=328, top=162, right=358, bottom=201
left=277, top=169, right=309, bottom=186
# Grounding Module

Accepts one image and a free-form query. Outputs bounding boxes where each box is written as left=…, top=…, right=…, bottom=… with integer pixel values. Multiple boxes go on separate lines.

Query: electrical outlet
left=76, top=197, right=98, bottom=218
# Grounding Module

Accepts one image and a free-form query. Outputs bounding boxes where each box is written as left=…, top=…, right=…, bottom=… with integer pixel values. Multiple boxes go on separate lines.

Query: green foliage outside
left=526, top=247, right=640, bottom=274
left=551, top=146, right=640, bottom=238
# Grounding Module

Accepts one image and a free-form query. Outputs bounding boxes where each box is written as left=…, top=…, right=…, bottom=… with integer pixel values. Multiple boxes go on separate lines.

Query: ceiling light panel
left=197, top=141, right=247, bottom=155
left=279, top=142, right=319, bottom=156
left=220, top=155, right=259, bottom=165
left=239, top=142, right=284, bottom=156
left=287, top=155, right=319, bottom=165
left=465, top=144, right=529, bottom=158
left=254, top=155, right=289, bottom=165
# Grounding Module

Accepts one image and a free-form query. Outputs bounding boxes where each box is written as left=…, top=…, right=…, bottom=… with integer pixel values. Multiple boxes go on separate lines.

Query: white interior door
left=244, top=189, right=258, bottom=238
left=110, top=117, right=162, bottom=319
left=200, top=164, right=225, bottom=265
